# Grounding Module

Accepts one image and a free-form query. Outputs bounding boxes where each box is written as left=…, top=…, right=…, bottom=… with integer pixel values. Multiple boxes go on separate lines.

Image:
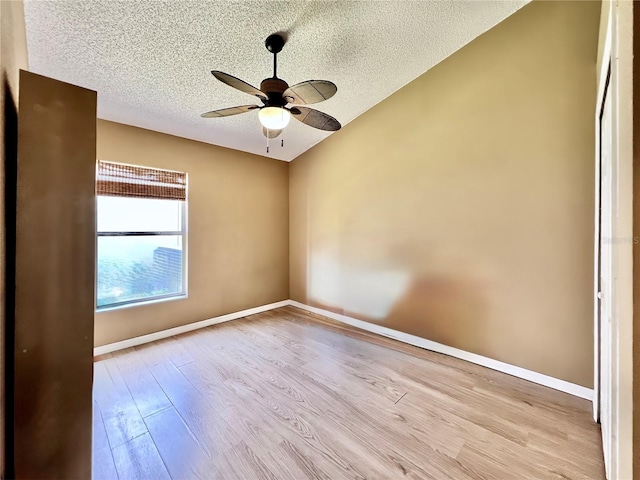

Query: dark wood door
left=13, top=70, right=96, bottom=479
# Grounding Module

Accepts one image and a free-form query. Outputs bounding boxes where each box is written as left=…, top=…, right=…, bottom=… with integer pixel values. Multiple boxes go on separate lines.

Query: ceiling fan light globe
left=259, top=107, right=291, bottom=130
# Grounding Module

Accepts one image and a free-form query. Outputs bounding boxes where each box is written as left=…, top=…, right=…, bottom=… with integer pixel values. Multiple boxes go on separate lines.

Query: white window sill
left=95, top=293, right=187, bottom=313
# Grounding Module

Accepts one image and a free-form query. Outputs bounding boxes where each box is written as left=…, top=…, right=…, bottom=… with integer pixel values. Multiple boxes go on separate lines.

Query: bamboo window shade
left=96, top=161, right=186, bottom=201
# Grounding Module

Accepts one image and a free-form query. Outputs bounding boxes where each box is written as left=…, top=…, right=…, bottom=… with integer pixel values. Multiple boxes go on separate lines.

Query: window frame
left=96, top=196, right=188, bottom=311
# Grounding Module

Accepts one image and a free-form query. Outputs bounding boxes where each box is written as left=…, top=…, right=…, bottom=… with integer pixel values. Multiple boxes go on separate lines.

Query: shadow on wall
left=308, top=264, right=490, bottom=354
left=382, top=275, right=489, bottom=352
left=3, top=73, right=19, bottom=479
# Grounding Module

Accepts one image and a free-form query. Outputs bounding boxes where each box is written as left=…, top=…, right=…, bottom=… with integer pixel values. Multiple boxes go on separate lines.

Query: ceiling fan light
left=259, top=107, right=291, bottom=130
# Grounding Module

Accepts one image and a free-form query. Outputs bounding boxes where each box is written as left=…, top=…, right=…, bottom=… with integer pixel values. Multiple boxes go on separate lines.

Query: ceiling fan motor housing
left=260, top=78, right=289, bottom=107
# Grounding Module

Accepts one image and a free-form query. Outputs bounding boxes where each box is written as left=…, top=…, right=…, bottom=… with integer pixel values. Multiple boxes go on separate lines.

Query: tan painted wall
left=289, top=0, right=600, bottom=388
left=0, top=1, right=28, bottom=476
left=0, top=1, right=28, bottom=97
left=95, top=120, right=289, bottom=346
left=633, top=1, right=639, bottom=476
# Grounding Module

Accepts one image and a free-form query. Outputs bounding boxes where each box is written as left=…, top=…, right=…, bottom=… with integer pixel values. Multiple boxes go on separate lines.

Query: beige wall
left=633, top=1, right=639, bottom=476
left=0, top=1, right=28, bottom=97
left=290, top=0, right=600, bottom=388
left=95, top=120, right=289, bottom=346
left=0, top=0, right=28, bottom=476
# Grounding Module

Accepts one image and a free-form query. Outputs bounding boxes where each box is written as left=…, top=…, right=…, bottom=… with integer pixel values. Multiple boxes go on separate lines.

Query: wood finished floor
left=93, top=306, right=604, bottom=480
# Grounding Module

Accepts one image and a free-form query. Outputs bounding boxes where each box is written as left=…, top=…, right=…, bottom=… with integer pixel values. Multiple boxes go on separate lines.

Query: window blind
left=96, top=161, right=186, bottom=201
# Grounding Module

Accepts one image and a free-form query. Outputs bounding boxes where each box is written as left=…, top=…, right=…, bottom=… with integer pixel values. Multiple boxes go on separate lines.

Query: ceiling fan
left=201, top=33, right=341, bottom=144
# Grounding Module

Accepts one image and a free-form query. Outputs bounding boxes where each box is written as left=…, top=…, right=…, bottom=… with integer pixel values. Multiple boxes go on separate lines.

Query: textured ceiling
left=24, top=1, right=528, bottom=162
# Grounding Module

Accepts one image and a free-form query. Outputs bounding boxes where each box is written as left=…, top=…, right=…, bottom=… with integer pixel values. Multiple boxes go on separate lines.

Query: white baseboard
left=94, top=298, right=593, bottom=401
left=288, top=300, right=594, bottom=401
left=93, top=300, right=289, bottom=356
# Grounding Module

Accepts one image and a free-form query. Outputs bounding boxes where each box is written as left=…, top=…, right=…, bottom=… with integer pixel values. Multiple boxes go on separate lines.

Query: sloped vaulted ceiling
left=24, top=1, right=529, bottom=161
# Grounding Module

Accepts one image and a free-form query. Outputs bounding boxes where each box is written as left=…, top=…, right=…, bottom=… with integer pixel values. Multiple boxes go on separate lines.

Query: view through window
left=96, top=162, right=187, bottom=308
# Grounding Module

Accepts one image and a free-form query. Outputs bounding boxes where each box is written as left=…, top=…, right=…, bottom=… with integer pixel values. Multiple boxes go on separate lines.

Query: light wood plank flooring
left=93, top=306, right=604, bottom=479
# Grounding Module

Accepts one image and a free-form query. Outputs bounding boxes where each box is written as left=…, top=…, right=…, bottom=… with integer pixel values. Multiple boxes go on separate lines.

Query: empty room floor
left=92, top=306, right=604, bottom=479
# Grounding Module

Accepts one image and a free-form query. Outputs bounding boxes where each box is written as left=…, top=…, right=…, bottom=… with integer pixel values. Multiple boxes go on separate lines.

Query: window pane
left=97, top=196, right=183, bottom=232
left=97, top=235, right=183, bottom=308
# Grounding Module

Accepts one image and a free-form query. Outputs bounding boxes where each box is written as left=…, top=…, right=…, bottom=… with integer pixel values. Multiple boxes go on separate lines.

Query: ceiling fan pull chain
left=266, top=128, right=270, bottom=153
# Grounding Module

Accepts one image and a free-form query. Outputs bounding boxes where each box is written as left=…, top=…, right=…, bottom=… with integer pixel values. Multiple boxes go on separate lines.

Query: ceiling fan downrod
left=265, top=33, right=285, bottom=79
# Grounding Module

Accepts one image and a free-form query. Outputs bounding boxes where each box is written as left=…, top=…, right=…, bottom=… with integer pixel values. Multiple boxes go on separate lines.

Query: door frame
left=593, top=9, right=611, bottom=423
left=593, top=2, right=634, bottom=478
left=595, top=60, right=611, bottom=476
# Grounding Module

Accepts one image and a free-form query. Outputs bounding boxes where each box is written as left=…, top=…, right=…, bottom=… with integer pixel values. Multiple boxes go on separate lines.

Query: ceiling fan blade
left=283, top=80, right=337, bottom=105
left=290, top=106, right=341, bottom=131
left=200, top=105, right=259, bottom=118
left=211, top=71, right=268, bottom=102
left=263, top=127, right=283, bottom=139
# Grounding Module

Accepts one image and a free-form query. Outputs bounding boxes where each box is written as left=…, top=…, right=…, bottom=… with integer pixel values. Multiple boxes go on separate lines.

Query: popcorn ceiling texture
left=24, top=1, right=528, bottom=162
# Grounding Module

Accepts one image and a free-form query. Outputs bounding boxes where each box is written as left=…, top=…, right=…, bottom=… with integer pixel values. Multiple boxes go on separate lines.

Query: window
left=96, top=161, right=187, bottom=309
